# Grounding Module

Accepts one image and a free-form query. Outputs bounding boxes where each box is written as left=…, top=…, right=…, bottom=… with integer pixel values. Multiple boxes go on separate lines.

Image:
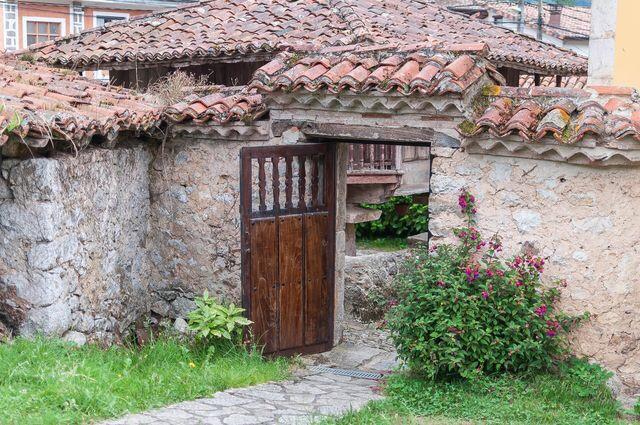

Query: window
left=25, top=20, right=60, bottom=46
left=3, top=1, right=18, bottom=51
left=71, top=4, right=84, bottom=34
left=94, top=12, right=129, bottom=28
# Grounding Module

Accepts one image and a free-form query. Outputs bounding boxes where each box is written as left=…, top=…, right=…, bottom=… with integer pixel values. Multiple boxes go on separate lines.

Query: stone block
left=0, top=201, right=63, bottom=242
left=429, top=174, right=466, bottom=194
left=20, top=300, right=72, bottom=337
left=513, top=209, right=541, bottom=233
left=8, top=158, right=61, bottom=202
left=63, top=330, right=87, bottom=346
left=0, top=177, right=12, bottom=200
left=346, top=205, right=382, bottom=224
left=8, top=270, right=69, bottom=307
left=27, top=235, right=79, bottom=270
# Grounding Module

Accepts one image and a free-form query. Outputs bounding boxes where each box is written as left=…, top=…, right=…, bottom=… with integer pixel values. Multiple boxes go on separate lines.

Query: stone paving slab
left=101, top=371, right=383, bottom=425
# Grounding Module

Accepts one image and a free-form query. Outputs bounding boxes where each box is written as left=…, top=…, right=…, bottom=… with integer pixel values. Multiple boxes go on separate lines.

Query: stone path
left=103, top=370, right=383, bottom=425
left=102, top=321, right=396, bottom=425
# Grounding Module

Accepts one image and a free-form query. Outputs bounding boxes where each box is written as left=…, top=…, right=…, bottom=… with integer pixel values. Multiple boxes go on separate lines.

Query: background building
left=1, top=0, right=188, bottom=52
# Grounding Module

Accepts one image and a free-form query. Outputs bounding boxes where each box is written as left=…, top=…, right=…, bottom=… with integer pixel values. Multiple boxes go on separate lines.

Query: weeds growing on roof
left=146, top=71, right=213, bottom=106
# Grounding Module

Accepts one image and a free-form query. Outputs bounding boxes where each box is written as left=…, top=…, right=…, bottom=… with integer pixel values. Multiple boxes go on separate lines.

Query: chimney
left=588, top=0, right=616, bottom=86
left=588, top=0, right=639, bottom=88
left=548, top=5, right=562, bottom=27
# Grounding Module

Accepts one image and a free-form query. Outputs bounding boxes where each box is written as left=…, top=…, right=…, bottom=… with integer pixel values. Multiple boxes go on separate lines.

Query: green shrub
left=386, top=189, right=586, bottom=379
left=187, top=291, right=252, bottom=348
left=356, top=195, right=428, bottom=238
left=559, top=358, right=613, bottom=399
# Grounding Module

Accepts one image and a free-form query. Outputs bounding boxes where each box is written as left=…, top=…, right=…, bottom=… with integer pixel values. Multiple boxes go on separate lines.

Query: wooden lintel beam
left=272, top=120, right=459, bottom=146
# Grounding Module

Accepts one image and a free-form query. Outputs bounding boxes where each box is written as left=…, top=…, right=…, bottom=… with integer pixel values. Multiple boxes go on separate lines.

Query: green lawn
left=357, top=237, right=408, bottom=252
left=321, top=367, right=635, bottom=425
left=0, top=337, right=290, bottom=425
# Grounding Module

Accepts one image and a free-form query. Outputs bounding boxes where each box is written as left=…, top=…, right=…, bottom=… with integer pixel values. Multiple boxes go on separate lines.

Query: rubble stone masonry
left=430, top=147, right=640, bottom=393
left=0, top=146, right=152, bottom=343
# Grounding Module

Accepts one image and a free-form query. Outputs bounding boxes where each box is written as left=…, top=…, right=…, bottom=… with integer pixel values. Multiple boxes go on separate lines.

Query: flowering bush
left=386, top=189, right=586, bottom=379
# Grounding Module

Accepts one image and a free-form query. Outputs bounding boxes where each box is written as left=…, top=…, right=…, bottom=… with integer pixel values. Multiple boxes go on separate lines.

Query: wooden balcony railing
left=348, top=143, right=397, bottom=172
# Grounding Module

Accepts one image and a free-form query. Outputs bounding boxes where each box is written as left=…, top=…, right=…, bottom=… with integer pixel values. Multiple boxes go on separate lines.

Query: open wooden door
left=240, top=143, right=335, bottom=356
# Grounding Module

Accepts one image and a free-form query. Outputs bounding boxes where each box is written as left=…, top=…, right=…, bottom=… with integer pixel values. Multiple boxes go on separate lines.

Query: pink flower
left=534, top=305, right=547, bottom=317
left=458, top=196, right=468, bottom=210
left=436, top=281, right=446, bottom=288
left=515, top=280, right=523, bottom=287
left=546, top=329, right=557, bottom=337
left=481, top=291, right=489, bottom=300
left=465, top=265, right=480, bottom=282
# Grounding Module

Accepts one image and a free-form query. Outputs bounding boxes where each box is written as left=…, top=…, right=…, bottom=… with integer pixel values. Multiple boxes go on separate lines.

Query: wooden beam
left=271, top=120, right=459, bottom=146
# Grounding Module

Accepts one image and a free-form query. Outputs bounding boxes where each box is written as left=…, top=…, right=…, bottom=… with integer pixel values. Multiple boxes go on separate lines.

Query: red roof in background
left=486, top=2, right=590, bottom=40
left=28, top=0, right=587, bottom=76
left=0, top=60, right=160, bottom=150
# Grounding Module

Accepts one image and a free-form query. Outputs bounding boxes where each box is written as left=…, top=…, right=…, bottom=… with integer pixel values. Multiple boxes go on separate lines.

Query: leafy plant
left=187, top=291, right=252, bottom=346
left=356, top=195, right=428, bottom=239
left=559, top=358, right=613, bottom=398
left=386, top=189, right=587, bottom=379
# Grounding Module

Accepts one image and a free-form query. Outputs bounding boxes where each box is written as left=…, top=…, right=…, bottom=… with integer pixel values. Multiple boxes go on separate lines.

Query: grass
left=357, top=237, right=408, bottom=252
left=0, top=337, right=290, bottom=425
left=321, top=367, right=635, bottom=425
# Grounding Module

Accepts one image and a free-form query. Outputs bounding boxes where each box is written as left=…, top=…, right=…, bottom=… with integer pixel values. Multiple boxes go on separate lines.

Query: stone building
left=2, top=0, right=640, bottom=397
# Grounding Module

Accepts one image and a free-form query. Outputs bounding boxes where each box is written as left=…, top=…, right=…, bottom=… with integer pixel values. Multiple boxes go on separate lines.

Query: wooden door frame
left=239, top=142, right=337, bottom=356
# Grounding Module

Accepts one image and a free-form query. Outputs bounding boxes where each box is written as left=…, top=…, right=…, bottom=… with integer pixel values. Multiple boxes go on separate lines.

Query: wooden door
left=240, top=144, right=335, bottom=356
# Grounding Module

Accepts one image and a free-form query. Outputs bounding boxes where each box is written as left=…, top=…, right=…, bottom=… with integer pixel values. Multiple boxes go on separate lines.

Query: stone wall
left=344, top=250, right=407, bottom=322
left=430, top=148, right=640, bottom=393
left=146, top=128, right=273, bottom=318
left=0, top=146, right=152, bottom=343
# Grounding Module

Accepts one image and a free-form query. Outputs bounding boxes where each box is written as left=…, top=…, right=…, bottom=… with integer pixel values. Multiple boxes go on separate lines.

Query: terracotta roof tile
left=164, top=86, right=267, bottom=124
left=0, top=59, right=160, bottom=150
left=462, top=86, right=640, bottom=144
left=27, top=0, right=586, bottom=76
left=250, top=47, right=503, bottom=96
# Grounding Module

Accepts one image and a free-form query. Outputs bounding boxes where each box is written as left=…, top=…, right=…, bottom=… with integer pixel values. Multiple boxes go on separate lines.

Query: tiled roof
left=461, top=86, right=640, bottom=143
left=0, top=59, right=160, bottom=150
left=28, top=0, right=587, bottom=76
left=346, top=0, right=586, bottom=75
left=519, top=74, right=588, bottom=89
left=487, top=3, right=590, bottom=40
left=29, top=0, right=366, bottom=69
left=165, top=86, right=266, bottom=124
left=250, top=46, right=504, bottom=96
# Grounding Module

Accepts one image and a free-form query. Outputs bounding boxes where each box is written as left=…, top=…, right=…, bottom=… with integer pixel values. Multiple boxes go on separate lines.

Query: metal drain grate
left=309, top=366, right=383, bottom=380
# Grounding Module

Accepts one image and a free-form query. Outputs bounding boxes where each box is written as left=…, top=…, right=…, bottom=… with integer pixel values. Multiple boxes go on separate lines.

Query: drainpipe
left=537, top=0, right=544, bottom=40
left=517, top=0, right=525, bottom=33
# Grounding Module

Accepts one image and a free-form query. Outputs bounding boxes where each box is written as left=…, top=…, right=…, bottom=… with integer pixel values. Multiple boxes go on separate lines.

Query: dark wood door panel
left=241, top=144, right=335, bottom=356
left=249, top=218, right=278, bottom=353
left=304, top=212, right=330, bottom=346
left=278, top=215, right=304, bottom=350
